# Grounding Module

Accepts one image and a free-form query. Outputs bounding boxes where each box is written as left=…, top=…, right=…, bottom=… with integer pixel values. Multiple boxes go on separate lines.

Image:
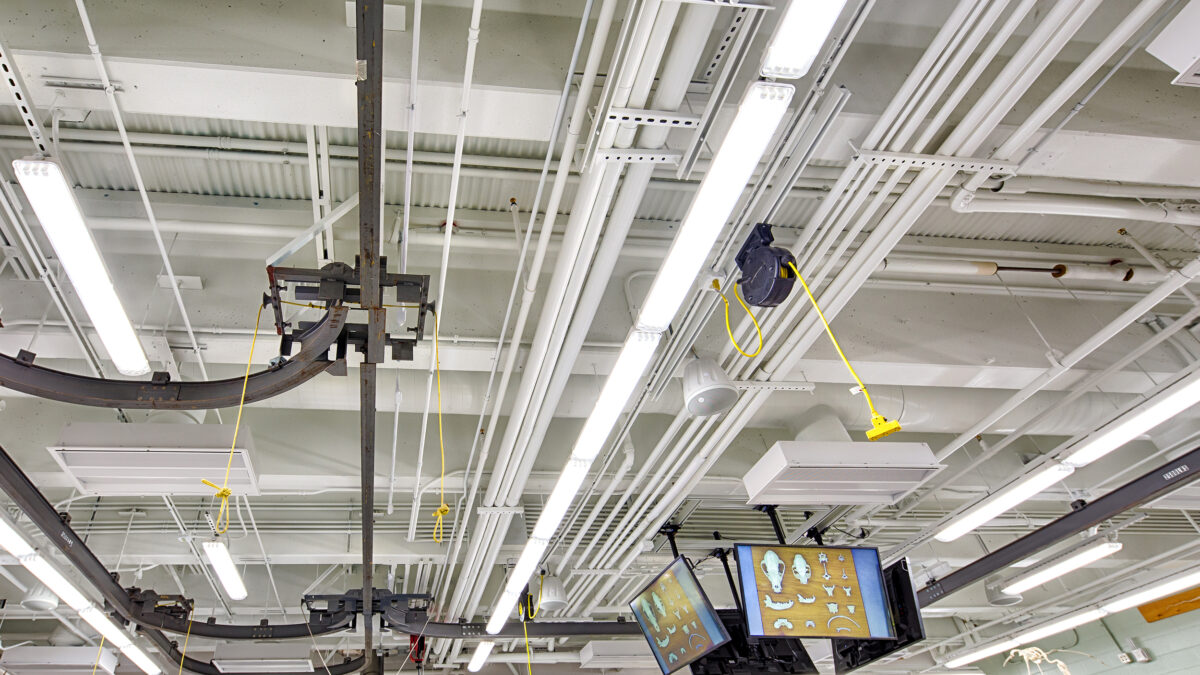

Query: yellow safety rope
left=176, top=616, right=193, bottom=675
left=91, top=636, right=105, bottom=675
left=786, top=261, right=900, bottom=439
left=202, top=304, right=264, bottom=533
left=431, top=311, right=451, bottom=543
left=713, top=279, right=763, bottom=358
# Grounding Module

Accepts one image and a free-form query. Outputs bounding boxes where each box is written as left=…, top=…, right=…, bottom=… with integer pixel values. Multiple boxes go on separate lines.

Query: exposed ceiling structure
left=1, top=0, right=1200, bottom=673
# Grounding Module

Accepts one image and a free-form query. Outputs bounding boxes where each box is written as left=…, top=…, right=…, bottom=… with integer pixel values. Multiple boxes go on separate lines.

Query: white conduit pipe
left=411, top=0, right=485, bottom=527
left=934, top=257, right=1200, bottom=462
left=962, top=0, right=1170, bottom=192
left=573, top=2, right=983, bottom=611
left=489, top=0, right=672, bottom=507
left=953, top=193, right=1200, bottom=227
left=438, top=0, right=620, bottom=623
left=580, top=3, right=1095, bottom=612
left=72, top=0, right=216, bottom=395
left=396, top=0, right=422, bottom=260
left=503, top=4, right=721, bottom=506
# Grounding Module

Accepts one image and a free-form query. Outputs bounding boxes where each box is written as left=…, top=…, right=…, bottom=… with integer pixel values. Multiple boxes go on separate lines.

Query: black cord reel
left=734, top=223, right=796, bottom=307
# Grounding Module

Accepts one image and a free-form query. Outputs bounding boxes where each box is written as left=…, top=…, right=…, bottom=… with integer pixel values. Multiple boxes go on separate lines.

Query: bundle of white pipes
left=553, top=0, right=1151, bottom=619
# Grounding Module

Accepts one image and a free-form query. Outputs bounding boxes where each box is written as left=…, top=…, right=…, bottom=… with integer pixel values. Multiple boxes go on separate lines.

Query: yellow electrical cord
left=713, top=279, right=763, bottom=358
left=91, top=636, right=105, bottom=675
left=786, top=261, right=901, bottom=441
left=202, top=304, right=264, bottom=533
left=431, top=310, right=451, bottom=543
left=177, top=616, right=193, bottom=675
left=520, top=604, right=533, bottom=675
left=514, top=575, right=544, bottom=674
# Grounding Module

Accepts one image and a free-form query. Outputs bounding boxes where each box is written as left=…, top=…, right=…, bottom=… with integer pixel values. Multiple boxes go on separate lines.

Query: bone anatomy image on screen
left=734, top=544, right=895, bottom=640
left=629, top=557, right=732, bottom=674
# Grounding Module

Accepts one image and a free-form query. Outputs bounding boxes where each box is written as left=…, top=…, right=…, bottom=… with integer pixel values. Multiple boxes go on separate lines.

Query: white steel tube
left=953, top=193, right=1200, bottom=226
left=411, top=0, right=485, bottom=527
left=73, top=0, right=216, bottom=395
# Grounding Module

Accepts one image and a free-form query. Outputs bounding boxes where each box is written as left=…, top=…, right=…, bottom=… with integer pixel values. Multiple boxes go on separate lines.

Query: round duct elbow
left=682, top=357, right=737, bottom=417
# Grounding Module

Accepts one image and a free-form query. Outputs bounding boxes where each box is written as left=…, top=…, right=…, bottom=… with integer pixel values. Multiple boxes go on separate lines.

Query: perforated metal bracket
left=597, top=150, right=681, bottom=164
left=859, top=150, right=1018, bottom=175
left=0, top=38, right=49, bottom=155
left=606, top=108, right=701, bottom=129
left=733, top=380, right=816, bottom=392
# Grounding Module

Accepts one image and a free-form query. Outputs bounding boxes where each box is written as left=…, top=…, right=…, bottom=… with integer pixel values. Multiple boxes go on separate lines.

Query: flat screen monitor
left=629, top=557, right=732, bottom=674
left=733, top=544, right=895, bottom=640
left=832, top=558, right=926, bottom=673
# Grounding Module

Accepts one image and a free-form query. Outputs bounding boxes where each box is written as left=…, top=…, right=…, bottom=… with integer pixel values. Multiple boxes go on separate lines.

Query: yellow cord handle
left=714, top=280, right=763, bottom=358
left=517, top=578, right=543, bottom=675
left=202, top=304, right=264, bottom=534
left=431, top=311, right=451, bottom=543
left=787, top=261, right=900, bottom=441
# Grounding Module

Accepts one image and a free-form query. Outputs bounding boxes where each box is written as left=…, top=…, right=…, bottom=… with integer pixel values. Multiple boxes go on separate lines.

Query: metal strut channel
left=857, top=150, right=1019, bottom=175
left=916, top=444, right=1200, bottom=605
left=0, top=306, right=349, bottom=409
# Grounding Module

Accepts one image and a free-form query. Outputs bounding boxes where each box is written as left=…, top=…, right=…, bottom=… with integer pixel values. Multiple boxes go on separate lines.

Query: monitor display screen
left=733, top=544, right=895, bottom=640
left=629, top=557, right=732, bottom=674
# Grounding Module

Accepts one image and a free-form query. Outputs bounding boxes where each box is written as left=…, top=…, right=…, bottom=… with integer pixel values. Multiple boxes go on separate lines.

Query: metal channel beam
left=0, top=306, right=348, bottom=409
left=918, top=445, right=1200, bottom=605
left=355, top=0, right=384, bottom=669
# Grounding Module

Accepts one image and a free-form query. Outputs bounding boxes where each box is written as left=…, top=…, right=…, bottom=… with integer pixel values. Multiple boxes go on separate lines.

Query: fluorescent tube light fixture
left=761, top=0, right=849, bottom=79
left=78, top=605, right=133, bottom=649
left=637, top=82, right=793, bottom=332
left=467, top=641, right=495, bottom=672
left=11, top=158, right=150, bottom=376
left=1002, top=541, right=1122, bottom=596
left=1101, top=568, right=1200, bottom=614
left=944, top=638, right=1020, bottom=669
left=202, top=539, right=248, bottom=601
left=1012, top=608, right=1108, bottom=645
left=487, top=331, right=661, bottom=634
left=120, top=644, right=162, bottom=675
left=935, top=463, right=1073, bottom=542
left=0, top=519, right=36, bottom=557
left=1064, top=369, right=1200, bottom=467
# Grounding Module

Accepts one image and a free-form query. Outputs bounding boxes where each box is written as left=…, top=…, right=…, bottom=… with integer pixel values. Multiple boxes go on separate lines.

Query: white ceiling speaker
left=537, top=575, right=568, bottom=612
left=682, top=357, right=737, bottom=417
left=985, top=575, right=1023, bottom=607
left=20, top=582, right=60, bottom=612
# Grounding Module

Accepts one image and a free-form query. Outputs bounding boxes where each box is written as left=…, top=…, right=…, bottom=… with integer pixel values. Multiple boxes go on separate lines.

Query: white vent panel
left=0, top=647, right=118, bottom=675
left=49, top=423, right=258, bottom=496
left=743, top=440, right=942, bottom=506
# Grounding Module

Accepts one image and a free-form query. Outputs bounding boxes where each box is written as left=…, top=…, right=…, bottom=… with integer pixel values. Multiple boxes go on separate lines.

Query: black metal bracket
left=754, top=504, right=787, bottom=545
left=659, top=522, right=681, bottom=558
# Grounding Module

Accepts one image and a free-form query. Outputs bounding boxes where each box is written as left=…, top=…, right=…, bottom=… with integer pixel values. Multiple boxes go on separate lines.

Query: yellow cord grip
left=202, top=303, right=265, bottom=533
left=713, top=279, right=763, bottom=358
left=785, top=261, right=901, bottom=441
left=431, top=310, right=451, bottom=543
left=518, top=578, right=543, bottom=675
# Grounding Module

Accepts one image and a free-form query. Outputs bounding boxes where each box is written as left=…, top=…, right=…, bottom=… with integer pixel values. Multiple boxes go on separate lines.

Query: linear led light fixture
left=761, top=0, right=849, bottom=79
left=946, top=567, right=1200, bottom=669
left=636, top=82, right=794, bottom=332
left=1063, top=369, right=1200, bottom=468
left=1001, top=540, right=1123, bottom=596
left=202, top=539, right=248, bottom=601
left=11, top=158, right=150, bottom=376
left=486, top=331, right=662, bottom=635
left=0, top=518, right=161, bottom=674
left=467, top=641, right=495, bottom=672
left=934, top=462, right=1074, bottom=543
